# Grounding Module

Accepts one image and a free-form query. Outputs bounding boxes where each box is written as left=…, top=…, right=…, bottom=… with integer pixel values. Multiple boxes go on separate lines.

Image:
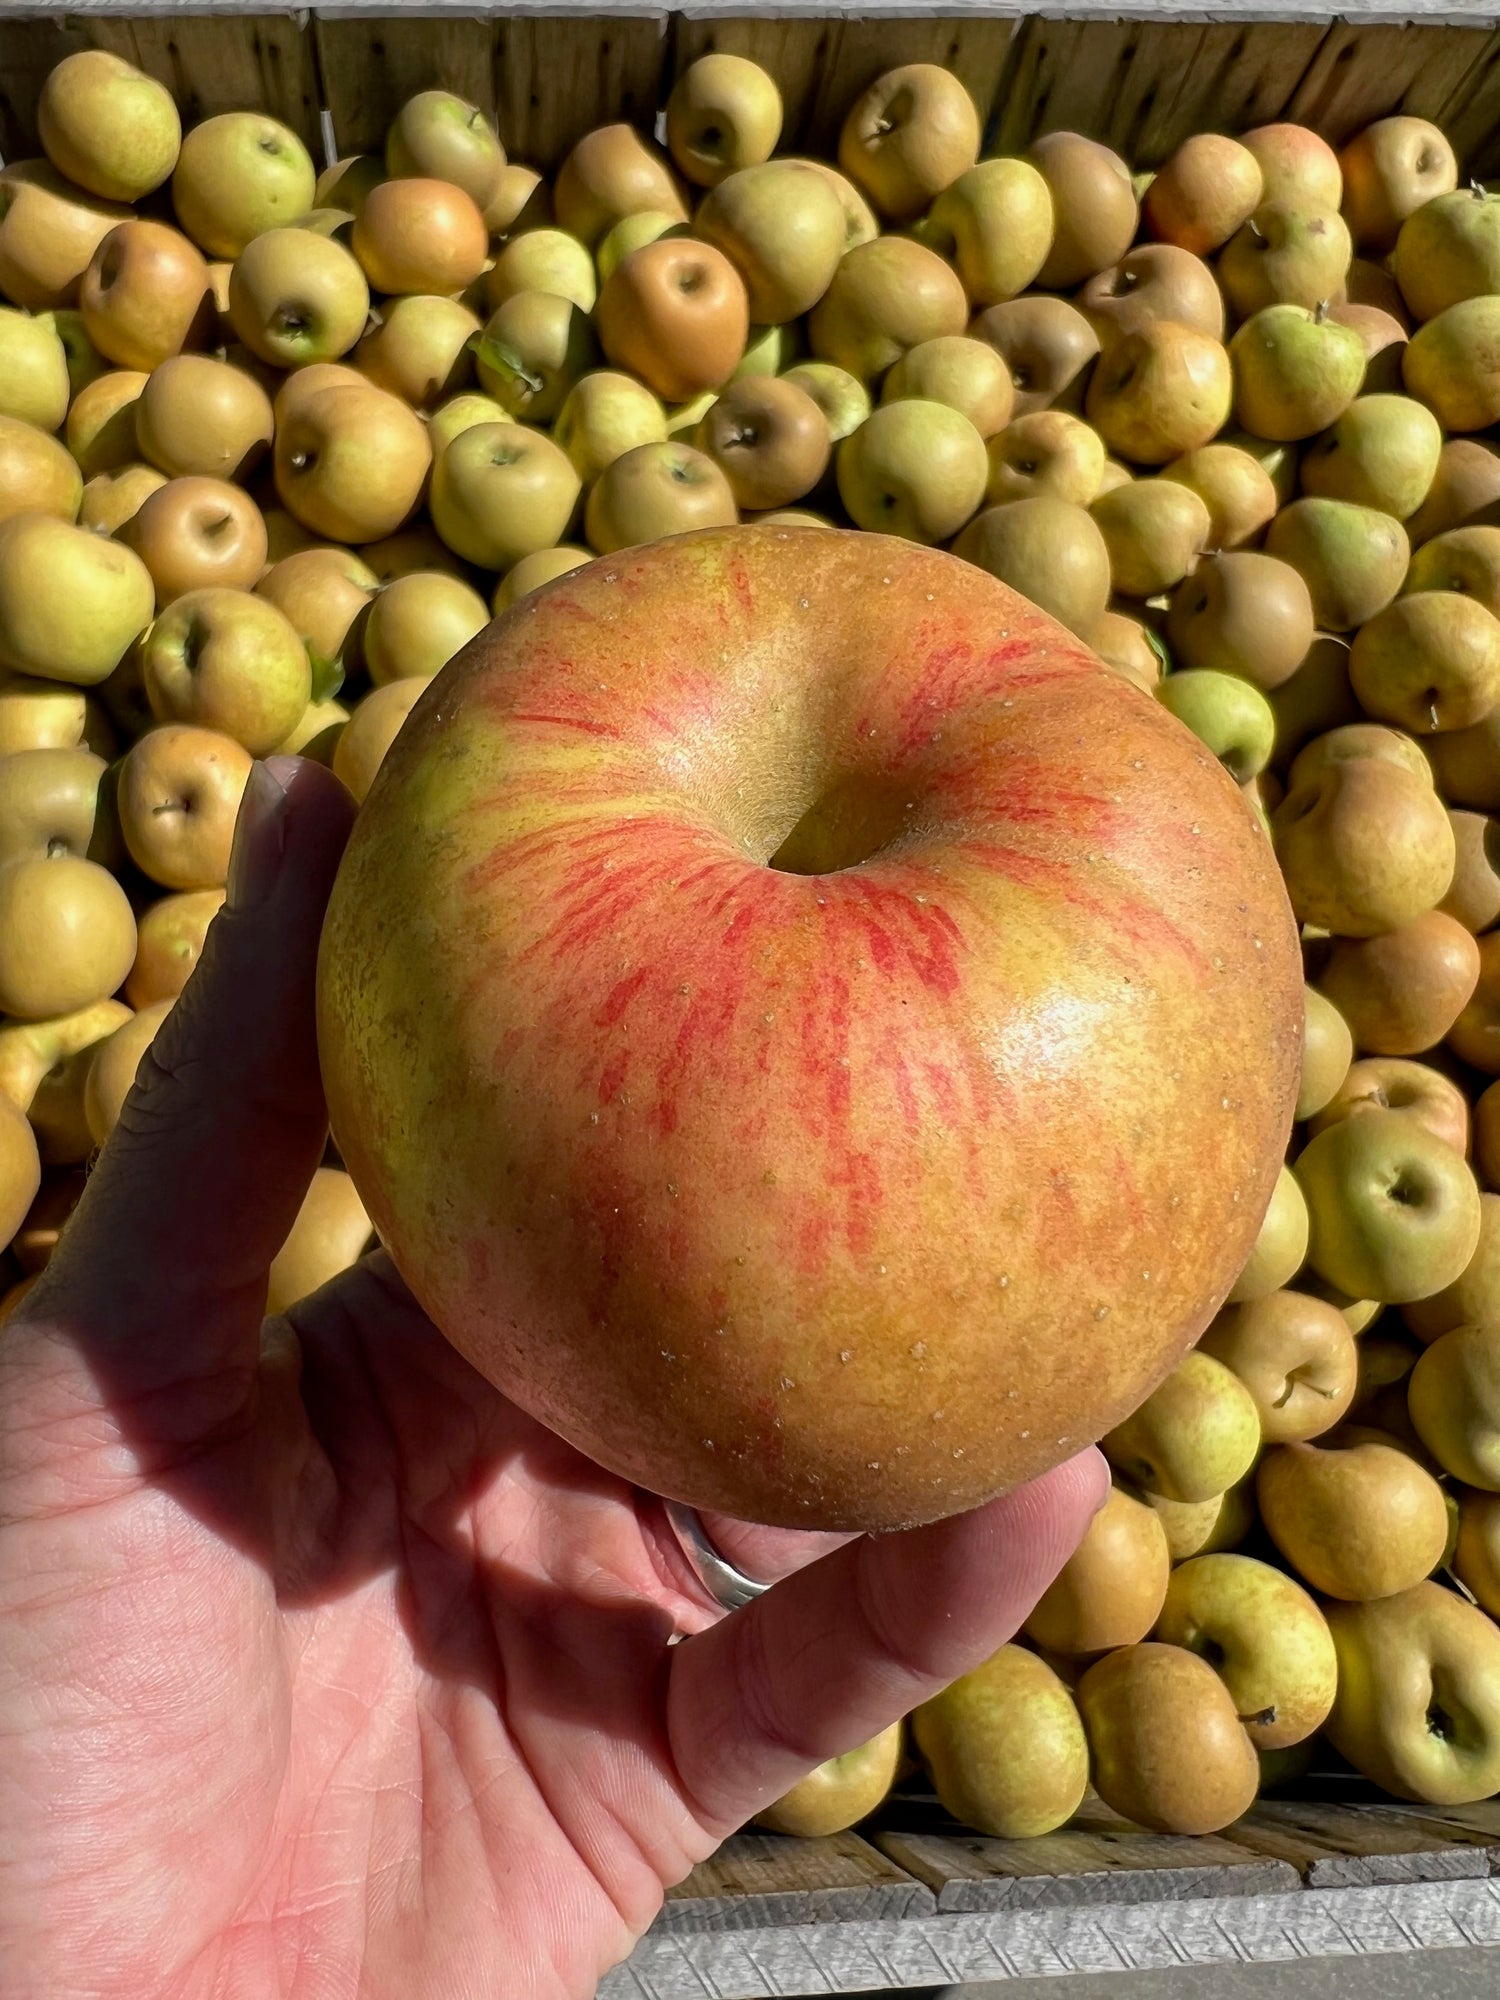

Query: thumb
left=27, top=755, right=356, bottom=1392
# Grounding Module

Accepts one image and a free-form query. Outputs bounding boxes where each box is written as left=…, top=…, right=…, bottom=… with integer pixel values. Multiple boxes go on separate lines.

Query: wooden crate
left=4, top=0, right=1500, bottom=1987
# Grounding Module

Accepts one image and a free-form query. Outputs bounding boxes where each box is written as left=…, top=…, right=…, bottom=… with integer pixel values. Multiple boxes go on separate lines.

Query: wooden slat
left=797, top=16, right=1018, bottom=159
left=495, top=15, right=668, bottom=171
left=1225, top=1800, right=1496, bottom=1887
left=87, top=14, right=321, bottom=146
left=989, top=17, right=1329, bottom=161
left=666, top=15, right=836, bottom=153
left=654, top=1830, right=933, bottom=1935
left=1433, top=31, right=1500, bottom=178
left=876, top=1811, right=1298, bottom=1912
left=1284, top=20, right=1498, bottom=148
left=0, top=17, right=94, bottom=159
left=314, top=15, right=497, bottom=158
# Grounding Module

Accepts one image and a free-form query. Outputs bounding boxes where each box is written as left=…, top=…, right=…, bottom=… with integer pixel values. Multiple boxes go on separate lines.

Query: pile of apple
left=4, top=44, right=1500, bottom=1844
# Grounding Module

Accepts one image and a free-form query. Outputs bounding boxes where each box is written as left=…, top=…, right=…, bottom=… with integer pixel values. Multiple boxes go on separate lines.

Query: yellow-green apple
left=358, top=524, right=468, bottom=582
left=126, top=887, right=225, bottom=1008
left=914, top=1647, right=1088, bottom=1838
left=385, top=90, right=504, bottom=208
left=38, top=50, right=180, bottom=204
left=1404, top=295, right=1500, bottom=432
left=1077, top=1643, right=1258, bottom=1834
left=0, top=851, right=134, bottom=1019
left=430, top=422, right=580, bottom=570
left=0, top=678, right=114, bottom=759
left=1166, top=553, right=1313, bottom=690
left=134, top=353, right=274, bottom=483
left=1155, top=1553, right=1337, bottom=1748
left=428, top=391, right=511, bottom=459
left=1258, top=1434, right=1449, bottom=1597
left=118, top=722, right=251, bottom=889
left=986, top=410, right=1104, bottom=508
left=882, top=335, right=1014, bottom=439
left=583, top=440, right=735, bottom=554
left=1455, top=1488, right=1500, bottom=1613
left=553, top=125, right=687, bottom=249
left=1406, top=1193, right=1500, bottom=1343
left=1393, top=185, right=1500, bottom=323
left=1102, top=1351, right=1262, bottom=1505
left=696, top=376, right=830, bottom=513
left=80, top=219, right=210, bottom=371
left=0, top=417, right=81, bottom=525
left=0, top=160, right=128, bottom=311
left=332, top=676, right=429, bottom=805
left=475, top=291, right=596, bottom=426
left=62, top=366, right=144, bottom=478
left=272, top=360, right=366, bottom=429
left=351, top=179, right=489, bottom=298
left=1324, top=1580, right=1500, bottom=1802
left=695, top=162, right=856, bottom=327
left=276, top=697, right=346, bottom=766
left=970, top=295, right=1100, bottom=419
left=1023, top=1483, right=1170, bottom=1656
left=1265, top=497, right=1408, bottom=631
left=1299, top=986, right=1354, bottom=1120
left=1027, top=131, right=1138, bottom=289
left=486, top=162, right=550, bottom=239
left=1272, top=752, right=1454, bottom=936
left=809, top=237, right=967, bottom=383
left=1241, top=124, right=1343, bottom=210
left=666, top=53, right=781, bottom=189
left=1341, top=118, right=1457, bottom=255
left=0, top=746, right=117, bottom=869
left=141, top=586, right=310, bottom=755
left=596, top=238, right=747, bottom=403
left=838, top=63, right=979, bottom=223
left=1155, top=670, right=1275, bottom=785
left=364, top=571, right=489, bottom=686
left=781, top=361, right=870, bottom=444
left=357, top=295, right=479, bottom=411
left=1441, top=809, right=1500, bottom=933
left=172, top=113, right=315, bottom=259
left=316, top=154, right=384, bottom=220
left=0, top=1078, right=44, bottom=1227
left=753, top=1723, right=902, bottom=1838
left=274, top=382, right=431, bottom=544
left=553, top=371, right=666, bottom=485
left=1202, top=1288, right=1356, bottom=1443
left=82, top=998, right=172, bottom=1146
left=921, top=157, right=1053, bottom=306
left=837, top=401, right=986, bottom=544
left=1092, top=480, right=1210, bottom=597
left=486, top=228, right=596, bottom=314
left=316, top=528, right=1301, bottom=1528
left=953, top=496, right=1112, bottom=637
left=595, top=209, right=680, bottom=285
left=492, top=546, right=591, bottom=613
left=1226, top=1164, right=1309, bottom=1303
left=256, top=546, right=376, bottom=679
left=1086, top=609, right=1162, bottom=692
left=1299, top=394, right=1442, bottom=521
left=120, top=474, right=267, bottom=603
left=0, top=308, right=69, bottom=432
left=1295, top=1109, right=1480, bottom=1303
left=1143, top=134, right=1262, bottom=254
left=228, top=226, right=369, bottom=369
left=1430, top=709, right=1500, bottom=812
left=0, top=514, right=153, bottom=685
left=1080, top=243, right=1225, bottom=345
left=1319, top=912, right=1481, bottom=1056
left=1329, top=299, right=1409, bottom=393
left=1407, top=523, right=1500, bottom=617
left=1231, top=304, right=1366, bottom=443
left=1137, top=1481, right=1254, bottom=1560
left=1312, top=1056, right=1470, bottom=1156
left=1408, top=1323, right=1500, bottom=1488
left=266, top=1164, right=375, bottom=1314
left=1219, top=204, right=1352, bottom=318
left=0, top=995, right=129, bottom=1163
left=1409, top=438, right=1500, bottom=546
left=1085, top=320, right=1231, bottom=465
left=1351, top=592, right=1500, bottom=735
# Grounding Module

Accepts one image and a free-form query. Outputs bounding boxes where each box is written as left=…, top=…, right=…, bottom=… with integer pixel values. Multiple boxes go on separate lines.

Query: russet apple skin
left=318, top=527, right=1301, bottom=1531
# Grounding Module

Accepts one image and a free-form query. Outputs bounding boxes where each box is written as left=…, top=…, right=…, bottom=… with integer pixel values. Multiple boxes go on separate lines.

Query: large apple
left=317, top=527, right=1301, bottom=1531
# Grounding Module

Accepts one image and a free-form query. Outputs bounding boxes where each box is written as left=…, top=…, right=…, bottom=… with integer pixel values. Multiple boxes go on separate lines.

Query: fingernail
left=226, top=757, right=295, bottom=910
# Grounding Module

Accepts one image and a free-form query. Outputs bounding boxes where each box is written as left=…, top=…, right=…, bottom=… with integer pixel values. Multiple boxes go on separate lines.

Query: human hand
left=0, top=755, right=1107, bottom=2000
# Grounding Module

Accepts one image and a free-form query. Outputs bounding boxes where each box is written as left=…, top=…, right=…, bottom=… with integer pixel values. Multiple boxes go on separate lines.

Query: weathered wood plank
left=88, top=14, right=322, bottom=145
left=1225, top=1800, right=1496, bottom=1887
left=314, top=14, right=497, bottom=158
left=604, top=1874, right=1500, bottom=1998
left=0, top=17, right=94, bottom=159
left=654, top=1830, right=933, bottom=1935
left=1284, top=20, right=1497, bottom=148
left=495, top=14, right=668, bottom=171
left=877, top=1815, right=1297, bottom=1913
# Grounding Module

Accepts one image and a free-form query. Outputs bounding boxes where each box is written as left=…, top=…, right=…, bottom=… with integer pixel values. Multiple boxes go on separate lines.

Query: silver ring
left=664, top=1500, right=772, bottom=1611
